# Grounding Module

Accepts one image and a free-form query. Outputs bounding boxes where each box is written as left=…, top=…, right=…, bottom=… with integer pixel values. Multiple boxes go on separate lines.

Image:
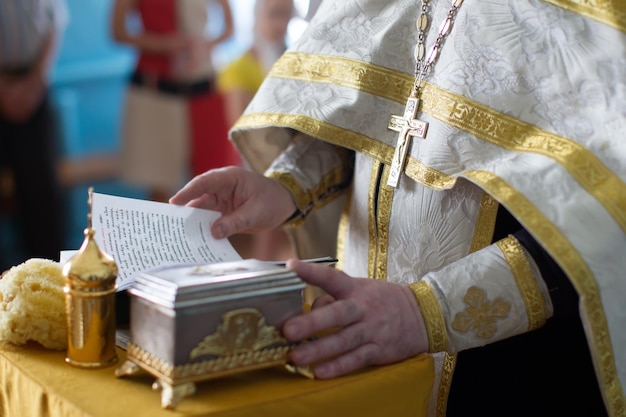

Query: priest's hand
left=283, top=259, right=429, bottom=379
left=169, top=166, right=297, bottom=238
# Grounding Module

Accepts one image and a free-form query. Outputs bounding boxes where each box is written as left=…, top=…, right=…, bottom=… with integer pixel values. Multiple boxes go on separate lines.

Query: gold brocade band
left=469, top=193, right=499, bottom=253
left=267, top=163, right=350, bottom=226
left=544, top=0, right=626, bottom=33
left=235, top=113, right=456, bottom=190
left=421, top=87, right=626, bottom=236
left=375, top=165, right=393, bottom=281
left=367, top=161, right=381, bottom=280
left=235, top=112, right=395, bottom=169
left=266, top=171, right=311, bottom=220
left=463, top=170, right=624, bottom=417
left=409, top=281, right=448, bottom=353
left=265, top=53, right=626, bottom=234
left=496, top=235, right=548, bottom=331
left=438, top=353, right=457, bottom=417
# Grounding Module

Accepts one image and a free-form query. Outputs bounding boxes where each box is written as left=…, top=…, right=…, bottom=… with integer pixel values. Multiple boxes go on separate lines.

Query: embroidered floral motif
left=452, top=286, right=510, bottom=339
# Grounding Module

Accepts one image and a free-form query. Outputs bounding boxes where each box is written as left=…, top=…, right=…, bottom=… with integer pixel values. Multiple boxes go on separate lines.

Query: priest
left=171, top=1, right=626, bottom=416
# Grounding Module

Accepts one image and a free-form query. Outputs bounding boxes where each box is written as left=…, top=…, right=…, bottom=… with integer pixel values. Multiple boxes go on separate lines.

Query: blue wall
left=52, top=0, right=133, bottom=157
left=51, top=0, right=146, bottom=250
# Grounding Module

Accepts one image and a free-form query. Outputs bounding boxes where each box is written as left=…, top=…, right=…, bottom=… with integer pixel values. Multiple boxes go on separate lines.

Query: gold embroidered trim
left=421, top=87, right=626, bottom=235
left=409, top=281, right=448, bottom=353
left=335, top=187, right=352, bottom=272
left=451, top=286, right=511, bottom=339
left=405, top=158, right=457, bottom=190
left=237, top=112, right=456, bottom=191
left=469, top=192, right=499, bottom=253
left=496, top=235, right=548, bottom=331
left=237, top=112, right=390, bottom=169
left=375, top=166, right=394, bottom=281
left=367, top=162, right=380, bottom=279
left=267, top=159, right=350, bottom=225
left=367, top=159, right=382, bottom=278
left=266, top=53, right=626, bottom=234
left=269, top=52, right=413, bottom=105
left=544, top=0, right=626, bottom=33
left=267, top=172, right=309, bottom=224
left=437, top=353, right=457, bottom=417
left=464, top=169, right=624, bottom=417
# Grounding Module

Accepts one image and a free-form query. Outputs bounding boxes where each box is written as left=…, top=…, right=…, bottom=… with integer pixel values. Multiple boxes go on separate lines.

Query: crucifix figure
left=386, top=96, right=428, bottom=188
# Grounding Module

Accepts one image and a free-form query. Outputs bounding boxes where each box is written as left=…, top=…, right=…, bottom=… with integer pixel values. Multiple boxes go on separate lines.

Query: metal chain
left=411, top=0, right=464, bottom=97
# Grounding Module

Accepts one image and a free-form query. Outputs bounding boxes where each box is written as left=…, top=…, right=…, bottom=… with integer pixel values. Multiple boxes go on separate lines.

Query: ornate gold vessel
left=62, top=187, right=118, bottom=368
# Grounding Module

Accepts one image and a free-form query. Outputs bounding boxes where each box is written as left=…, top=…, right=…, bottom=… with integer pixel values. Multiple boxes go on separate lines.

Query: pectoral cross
left=386, top=97, right=428, bottom=188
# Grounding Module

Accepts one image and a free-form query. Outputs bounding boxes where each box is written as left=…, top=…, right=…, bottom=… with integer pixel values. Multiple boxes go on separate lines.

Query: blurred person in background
left=218, top=0, right=294, bottom=129
left=217, top=0, right=295, bottom=260
left=0, top=0, right=69, bottom=271
left=111, top=0, right=236, bottom=203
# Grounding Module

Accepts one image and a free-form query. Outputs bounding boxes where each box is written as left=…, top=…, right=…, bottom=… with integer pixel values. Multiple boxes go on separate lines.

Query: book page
left=89, top=192, right=241, bottom=291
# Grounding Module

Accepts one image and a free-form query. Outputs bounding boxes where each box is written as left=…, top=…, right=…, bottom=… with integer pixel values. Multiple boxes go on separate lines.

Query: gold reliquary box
left=115, top=259, right=308, bottom=409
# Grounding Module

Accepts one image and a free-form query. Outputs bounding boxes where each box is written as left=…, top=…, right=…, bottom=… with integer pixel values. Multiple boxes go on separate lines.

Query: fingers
left=283, top=298, right=363, bottom=341
left=211, top=195, right=279, bottom=237
left=311, top=294, right=334, bottom=309
left=289, top=323, right=380, bottom=379
left=313, top=343, right=379, bottom=379
left=289, top=321, right=369, bottom=365
left=287, top=260, right=354, bottom=299
left=210, top=208, right=253, bottom=238
left=171, top=167, right=294, bottom=238
left=284, top=275, right=430, bottom=379
left=169, top=168, right=230, bottom=208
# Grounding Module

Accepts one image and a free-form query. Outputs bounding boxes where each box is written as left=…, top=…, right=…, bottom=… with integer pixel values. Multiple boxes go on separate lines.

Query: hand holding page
left=88, top=192, right=242, bottom=291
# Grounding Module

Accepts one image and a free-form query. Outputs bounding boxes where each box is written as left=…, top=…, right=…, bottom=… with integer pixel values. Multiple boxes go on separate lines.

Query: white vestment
left=229, top=1, right=626, bottom=416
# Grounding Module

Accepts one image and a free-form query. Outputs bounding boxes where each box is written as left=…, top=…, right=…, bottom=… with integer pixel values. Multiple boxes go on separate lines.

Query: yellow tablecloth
left=0, top=342, right=434, bottom=417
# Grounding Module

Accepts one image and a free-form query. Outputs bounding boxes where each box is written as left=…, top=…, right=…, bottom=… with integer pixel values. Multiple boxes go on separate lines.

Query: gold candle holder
left=62, top=187, right=118, bottom=368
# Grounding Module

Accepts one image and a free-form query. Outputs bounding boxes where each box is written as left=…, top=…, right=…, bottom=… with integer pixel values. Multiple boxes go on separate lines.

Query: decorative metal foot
left=115, top=360, right=140, bottom=378
left=152, top=379, right=196, bottom=409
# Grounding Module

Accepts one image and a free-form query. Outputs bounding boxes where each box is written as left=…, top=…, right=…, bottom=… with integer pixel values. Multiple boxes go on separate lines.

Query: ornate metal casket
left=115, top=259, right=307, bottom=409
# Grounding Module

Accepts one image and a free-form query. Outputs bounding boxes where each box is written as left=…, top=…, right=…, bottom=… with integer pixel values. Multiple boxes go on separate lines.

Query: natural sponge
left=0, top=258, right=67, bottom=350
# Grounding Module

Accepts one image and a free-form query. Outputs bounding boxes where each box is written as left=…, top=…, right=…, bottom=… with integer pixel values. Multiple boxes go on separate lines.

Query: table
left=0, top=342, right=434, bottom=417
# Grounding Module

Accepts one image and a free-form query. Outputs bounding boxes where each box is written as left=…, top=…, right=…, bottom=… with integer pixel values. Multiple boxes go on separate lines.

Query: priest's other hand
left=283, top=259, right=429, bottom=379
left=169, top=166, right=296, bottom=238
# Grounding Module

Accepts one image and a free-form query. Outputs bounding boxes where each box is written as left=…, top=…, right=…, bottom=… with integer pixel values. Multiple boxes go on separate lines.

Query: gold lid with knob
left=63, top=187, right=117, bottom=291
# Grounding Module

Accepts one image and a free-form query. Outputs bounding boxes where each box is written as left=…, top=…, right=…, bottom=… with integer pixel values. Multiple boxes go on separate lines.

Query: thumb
left=210, top=199, right=260, bottom=238
left=210, top=212, right=244, bottom=239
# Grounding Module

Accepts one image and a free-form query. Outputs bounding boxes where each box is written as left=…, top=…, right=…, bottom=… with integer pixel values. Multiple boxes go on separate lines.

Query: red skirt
left=189, top=91, right=240, bottom=177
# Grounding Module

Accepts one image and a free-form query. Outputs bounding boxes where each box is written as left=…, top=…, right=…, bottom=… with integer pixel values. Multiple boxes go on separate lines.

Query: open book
left=61, top=192, right=336, bottom=293
left=62, top=192, right=241, bottom=292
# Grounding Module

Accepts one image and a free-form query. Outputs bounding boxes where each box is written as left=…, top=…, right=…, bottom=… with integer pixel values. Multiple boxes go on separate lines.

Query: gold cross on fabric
left=386, top=97, right=428, bottom=188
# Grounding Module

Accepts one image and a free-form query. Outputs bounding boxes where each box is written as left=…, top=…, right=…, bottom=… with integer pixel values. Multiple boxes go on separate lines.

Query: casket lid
left=128, top=259, right=304, bottom=309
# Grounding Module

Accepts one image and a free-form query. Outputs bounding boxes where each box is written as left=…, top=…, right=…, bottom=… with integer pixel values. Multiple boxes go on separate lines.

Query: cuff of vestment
left=496, top=235, right=552, bottom=331
left=266, top=164, right=351, bottom=227
left=266, top=171, right=310, bottom=226
left=409, top=281, right=448, bottom=353
left=415, top=235, right=552, bottom=354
